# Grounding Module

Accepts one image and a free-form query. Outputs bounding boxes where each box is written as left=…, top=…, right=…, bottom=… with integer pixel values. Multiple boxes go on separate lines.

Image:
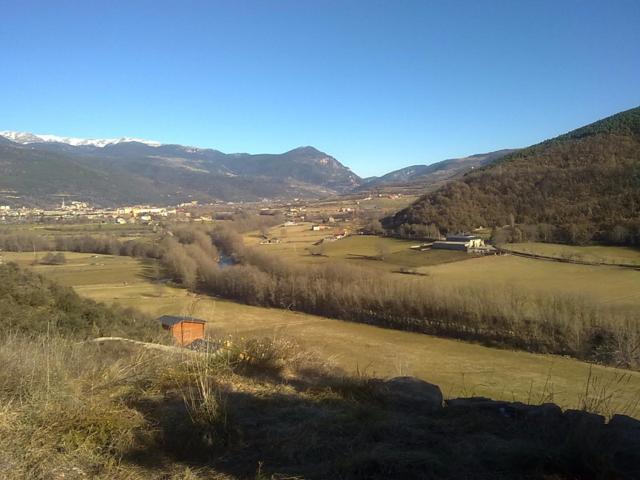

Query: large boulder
left=375, top=376, right=443, bottom=412
left=564, top=409, right=606, bottom=429
left=609, top=414, right=640, bottom=431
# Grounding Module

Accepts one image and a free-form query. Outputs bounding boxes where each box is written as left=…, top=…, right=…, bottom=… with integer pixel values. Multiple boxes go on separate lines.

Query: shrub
left=38, top=251, right=67, bottom=265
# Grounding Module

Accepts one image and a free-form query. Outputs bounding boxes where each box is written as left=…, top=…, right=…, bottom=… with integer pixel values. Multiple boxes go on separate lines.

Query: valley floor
left=4, top=251, right=640, bottom=418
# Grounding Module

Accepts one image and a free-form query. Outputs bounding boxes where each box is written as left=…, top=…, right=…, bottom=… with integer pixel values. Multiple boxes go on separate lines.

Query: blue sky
left=1, top=1, right=639, bottom=177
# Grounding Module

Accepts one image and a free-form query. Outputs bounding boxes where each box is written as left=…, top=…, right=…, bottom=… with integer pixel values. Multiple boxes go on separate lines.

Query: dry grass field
left=418, top=254, right=640, bottom=308
left=246, top=224, right=468, bottom=271
left=247, top=226, right=640, bottom=308
left=303, top=194, right=417, bottom=214
left=0, top=221, right=154, bottom=237
left=5, top=251, right=640, bottom=417
left=507, top=242, right=640, bottom=265
left=1, top=251, right=145, bottom=285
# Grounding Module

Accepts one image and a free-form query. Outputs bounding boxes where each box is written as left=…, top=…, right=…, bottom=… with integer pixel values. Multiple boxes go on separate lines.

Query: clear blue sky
left=1, top=0, right=639, bottom=177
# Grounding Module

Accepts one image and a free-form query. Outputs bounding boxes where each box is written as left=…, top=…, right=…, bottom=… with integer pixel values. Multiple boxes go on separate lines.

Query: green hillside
left=385, top=107, right=640, bottom=245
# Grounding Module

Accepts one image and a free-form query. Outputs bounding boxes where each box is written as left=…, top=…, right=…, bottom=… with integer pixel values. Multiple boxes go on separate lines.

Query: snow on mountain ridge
left=0, top=131, right=162, bottom=148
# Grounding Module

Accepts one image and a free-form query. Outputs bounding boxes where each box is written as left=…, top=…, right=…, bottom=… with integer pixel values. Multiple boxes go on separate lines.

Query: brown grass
left=2, top=333, right=639, bottom=479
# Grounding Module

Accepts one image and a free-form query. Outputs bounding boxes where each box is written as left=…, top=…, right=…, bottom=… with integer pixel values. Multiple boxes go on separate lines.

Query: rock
left=503, top=401, right=538, bottom=418
left=607, top=414, right=640, bottom=447
left=445, top=397, right=492, bottom=409
left=526, top=402, right=563, bottom=421
left=377, top=376, right=443, bottom=412
left=564, top=409, right=605, bottom=429
left=522, top=403, right=565, bottom=432
left=609, top=414, right=640, bottom=430
left=445, top=397, right=513, bottom=415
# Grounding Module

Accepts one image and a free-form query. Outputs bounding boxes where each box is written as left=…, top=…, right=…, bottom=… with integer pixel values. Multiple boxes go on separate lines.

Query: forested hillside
left=385, top=107, right=640, bottom=245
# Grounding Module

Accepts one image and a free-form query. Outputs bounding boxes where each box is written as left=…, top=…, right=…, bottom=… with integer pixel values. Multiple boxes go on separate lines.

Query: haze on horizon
left=1, top=0, right=639, bottom=177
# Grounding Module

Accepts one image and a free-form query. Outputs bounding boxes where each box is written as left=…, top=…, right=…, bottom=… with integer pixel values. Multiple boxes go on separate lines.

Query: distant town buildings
left=0, top=201, right=189, bottom=225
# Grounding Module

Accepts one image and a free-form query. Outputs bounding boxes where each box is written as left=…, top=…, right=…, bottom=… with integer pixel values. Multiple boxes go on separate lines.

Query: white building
left=432, top=235, right=485, bottom=251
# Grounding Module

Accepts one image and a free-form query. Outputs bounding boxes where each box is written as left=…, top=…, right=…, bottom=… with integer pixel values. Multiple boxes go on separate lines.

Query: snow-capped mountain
left=0, top=131, right=162, bottom=148
left=0, top=131, right=362, bottom=205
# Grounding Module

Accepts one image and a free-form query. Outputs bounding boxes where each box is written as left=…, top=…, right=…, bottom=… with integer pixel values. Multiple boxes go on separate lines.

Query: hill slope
left=385, top=106, right=640, bottom=245
left=360, top=149, right=516, bottom=190
left=0, top=134, right=361, bottom=205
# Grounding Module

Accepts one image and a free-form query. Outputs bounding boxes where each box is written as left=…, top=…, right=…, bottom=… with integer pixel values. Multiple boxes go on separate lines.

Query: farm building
left=259, top=237, right=281, bottom=245
left=432, top=235, right=485, bottom=251
left=158, top=315, right=206, bottom=346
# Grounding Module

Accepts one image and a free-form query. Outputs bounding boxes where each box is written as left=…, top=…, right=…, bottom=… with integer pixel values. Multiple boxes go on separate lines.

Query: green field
left=6, top=251, right=640, bottom=417
left=507, top=242, right=640, bottom=265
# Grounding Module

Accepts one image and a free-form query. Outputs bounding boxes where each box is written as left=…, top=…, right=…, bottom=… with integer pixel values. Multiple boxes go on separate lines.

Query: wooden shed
left=158, top=315, right=206, bottom=346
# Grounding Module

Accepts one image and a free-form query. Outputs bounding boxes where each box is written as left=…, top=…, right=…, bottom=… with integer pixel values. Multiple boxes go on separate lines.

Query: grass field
left=303, top=194, right=417, bottom=213
left=507, top=242, right=640, bottom=265
left=247, top=224, right=469, bottom=271
left=1, top=251, right=147, bottom=285
left=0, top=222, right=154, bottom=237
left=418, top=254, right=640, bottom=308
left=247, top=226, right=640, bottom=307
left=6, top=251, right=640, bottom=417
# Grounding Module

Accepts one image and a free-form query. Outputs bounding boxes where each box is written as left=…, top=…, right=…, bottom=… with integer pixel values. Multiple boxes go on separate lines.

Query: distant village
left=0, top=193, right=496, bottom=255
left=0, top=200, right=203, bottom=225
left=0, top=192, right=407, bottom=227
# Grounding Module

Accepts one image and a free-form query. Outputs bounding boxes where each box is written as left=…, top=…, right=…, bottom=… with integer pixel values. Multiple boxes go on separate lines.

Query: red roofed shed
left=158, top=315, right=206, bottom=346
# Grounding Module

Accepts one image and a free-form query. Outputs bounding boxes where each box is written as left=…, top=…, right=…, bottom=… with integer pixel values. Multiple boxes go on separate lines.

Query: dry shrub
left=169, top=350, right=230, bottom=447
left=577, top=368, right=640, bottom=419
left=0, top=335, right=151, bottom=478
left=184, top=335, right=302, bottom=377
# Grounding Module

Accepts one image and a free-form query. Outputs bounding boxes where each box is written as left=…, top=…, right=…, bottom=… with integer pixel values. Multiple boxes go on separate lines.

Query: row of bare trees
left=201, top=227, right=639, bottom=369
left=1, top=223, right=638, bottom=369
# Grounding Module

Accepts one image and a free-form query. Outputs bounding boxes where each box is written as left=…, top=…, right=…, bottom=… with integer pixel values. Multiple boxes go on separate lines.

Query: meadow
left=506, top=241, right=640, bottom=265
left=246, top=223, right=468, bottom=271
left=418, top=254, right=640, bottom=308
left=302, top=194, right=418, bottom=214
left=246, top=224, right=640, bottom=308
left=5, top=250, right=640, bottom=417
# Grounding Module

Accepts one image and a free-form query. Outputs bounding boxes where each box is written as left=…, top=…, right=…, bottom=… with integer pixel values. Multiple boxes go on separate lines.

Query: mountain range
left=0, top=134, right=361, bottom=205
left=3, top=106, right=638, bottom=218
left=358, top=149, right=517, bottom=191
left=0, top=131, right=512, bottom=206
